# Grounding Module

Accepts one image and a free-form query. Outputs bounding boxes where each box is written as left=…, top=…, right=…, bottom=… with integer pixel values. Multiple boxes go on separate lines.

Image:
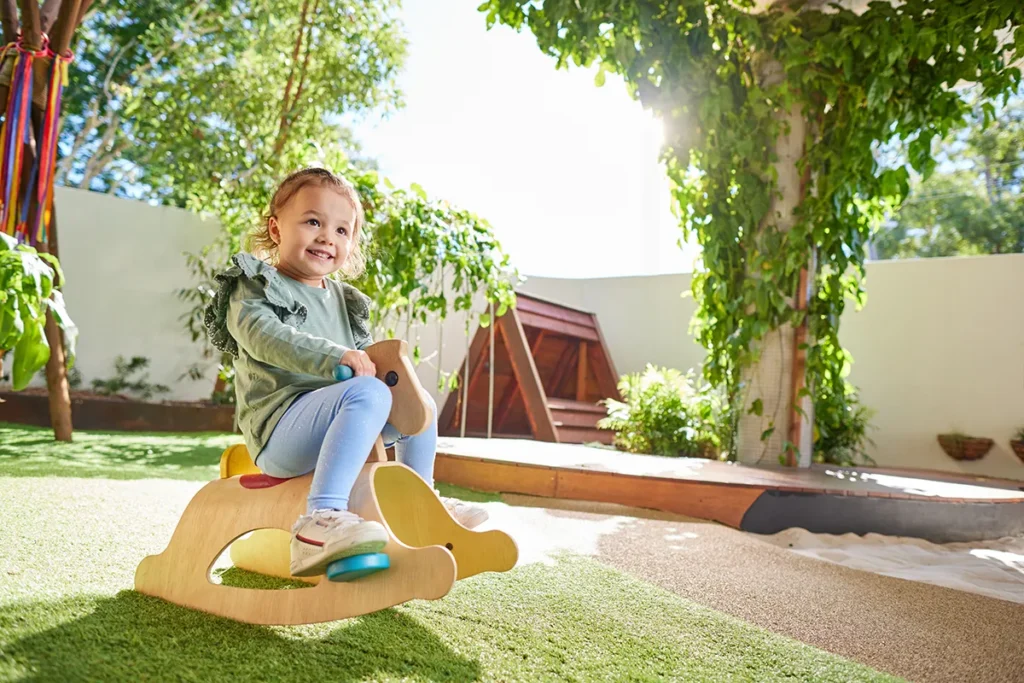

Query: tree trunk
left=41, top=207, right=74, bottom=441
left=44, top=308, right=73, bottom=440
left=735, top=58, right=813, bottom=467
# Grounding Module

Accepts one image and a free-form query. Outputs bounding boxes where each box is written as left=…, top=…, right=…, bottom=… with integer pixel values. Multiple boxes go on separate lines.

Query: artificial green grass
left=0, top=426, right=901, bottom=682
left=0, top=422, right=231, bottom=481
left=0, top=423, right=499, bottom=502
left=0, top=560, right=902, bottom=682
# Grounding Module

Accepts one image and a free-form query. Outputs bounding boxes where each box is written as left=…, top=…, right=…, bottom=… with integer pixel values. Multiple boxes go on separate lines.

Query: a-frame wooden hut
left=439, top=293, right=621, bottom=444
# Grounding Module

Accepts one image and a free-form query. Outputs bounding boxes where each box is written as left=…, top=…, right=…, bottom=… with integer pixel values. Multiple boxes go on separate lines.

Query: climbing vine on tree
left=479, top=0, right=1024, bottom=462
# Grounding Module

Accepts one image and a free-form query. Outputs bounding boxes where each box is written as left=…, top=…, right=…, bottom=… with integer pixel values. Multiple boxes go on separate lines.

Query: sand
left=758, top=528, right=1024, bottom=604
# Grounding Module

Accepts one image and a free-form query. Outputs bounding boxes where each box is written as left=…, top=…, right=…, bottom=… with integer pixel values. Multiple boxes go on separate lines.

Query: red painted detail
left=296, top=534, right=324, bottom=547
left=239, top=473, right=293, bottom=489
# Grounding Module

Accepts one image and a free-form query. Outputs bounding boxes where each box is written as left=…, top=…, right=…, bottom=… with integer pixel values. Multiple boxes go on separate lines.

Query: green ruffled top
left=204, top=253, right=374, bottom=458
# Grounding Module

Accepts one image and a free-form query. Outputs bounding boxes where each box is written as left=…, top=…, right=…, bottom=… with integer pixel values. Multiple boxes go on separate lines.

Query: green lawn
left=0, top=423, right=901, bottom=682
left=0, top=422, right=233, bottom=480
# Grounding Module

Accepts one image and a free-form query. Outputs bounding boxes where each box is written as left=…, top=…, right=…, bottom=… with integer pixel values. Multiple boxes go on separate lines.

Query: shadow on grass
left=0, top=423, right=236, bottom=481
left=0, top=590, right=481, bottom=682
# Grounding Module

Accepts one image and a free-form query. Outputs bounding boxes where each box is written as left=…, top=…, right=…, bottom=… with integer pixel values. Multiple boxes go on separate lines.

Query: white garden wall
left=19, top=188, right=223, bottom=401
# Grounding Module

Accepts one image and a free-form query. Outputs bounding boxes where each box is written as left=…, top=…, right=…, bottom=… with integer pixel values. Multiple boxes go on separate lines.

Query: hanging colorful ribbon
left=0, top=38, right=35, bottom=242
left=0, top=35, right=74, bottom=247
left=34, top=46, right=72, bottom=246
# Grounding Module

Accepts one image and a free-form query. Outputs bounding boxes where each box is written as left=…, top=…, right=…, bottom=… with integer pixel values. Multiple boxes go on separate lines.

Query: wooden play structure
left=440, top=293, right=621, bottom=445
left=135, top=340, right=518, bottom=626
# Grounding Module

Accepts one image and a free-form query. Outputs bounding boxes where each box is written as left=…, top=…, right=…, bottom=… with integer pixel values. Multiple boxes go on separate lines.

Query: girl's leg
left=257, top=375, right=393, bottom=513
left=256, top=376, right=394, bottom=577
left=381, top=395, right=437, bottom=486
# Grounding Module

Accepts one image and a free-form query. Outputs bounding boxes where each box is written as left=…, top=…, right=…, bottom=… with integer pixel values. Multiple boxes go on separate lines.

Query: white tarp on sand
left=760, top=529, right=1024, bottom=604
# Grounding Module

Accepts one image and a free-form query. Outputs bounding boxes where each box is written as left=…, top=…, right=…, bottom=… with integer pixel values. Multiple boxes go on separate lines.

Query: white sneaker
left=289, top=509, right=388, bottom=577
left=437, top=492, right=489, bottom=529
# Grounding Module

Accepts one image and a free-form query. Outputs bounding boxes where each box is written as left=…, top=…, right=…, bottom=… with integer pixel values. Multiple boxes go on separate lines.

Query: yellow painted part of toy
left=219, top=443, right=259, bottom=479
left=229, top=529, right=314, bottom=584
left=373, top=466, right=519, bottom=580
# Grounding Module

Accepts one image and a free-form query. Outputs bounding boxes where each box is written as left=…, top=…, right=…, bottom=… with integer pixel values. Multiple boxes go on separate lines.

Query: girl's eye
left=306, top=218, right=320, bottom=227
left=337, top=226, right=348, bottom=236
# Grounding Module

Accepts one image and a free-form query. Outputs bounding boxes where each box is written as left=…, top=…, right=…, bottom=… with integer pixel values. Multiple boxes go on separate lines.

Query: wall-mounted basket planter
left=937, top=434, right=994, bottom=461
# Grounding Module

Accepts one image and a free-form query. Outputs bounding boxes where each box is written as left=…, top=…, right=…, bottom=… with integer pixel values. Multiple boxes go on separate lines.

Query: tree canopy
left=875, top=88, right=1024, bottom=259
left=478, top=0, right=1024, bottom=463
left=59, top=0, right=405, bottom=201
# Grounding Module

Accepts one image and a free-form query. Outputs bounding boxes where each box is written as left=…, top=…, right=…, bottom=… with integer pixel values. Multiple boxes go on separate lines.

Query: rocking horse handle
left=336, top=339, right=433, bottom=440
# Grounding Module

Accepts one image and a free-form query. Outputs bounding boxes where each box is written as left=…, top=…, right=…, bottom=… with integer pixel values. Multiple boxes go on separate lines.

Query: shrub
left=598, top=365, right=730, bottom=459
left=812, top=387, right=876, bottom=466
left=91, top=356, right=170, bottom=401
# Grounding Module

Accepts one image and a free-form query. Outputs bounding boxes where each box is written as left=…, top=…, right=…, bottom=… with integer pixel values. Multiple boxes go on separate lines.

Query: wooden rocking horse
left=134, top=339, right=519, bottom=626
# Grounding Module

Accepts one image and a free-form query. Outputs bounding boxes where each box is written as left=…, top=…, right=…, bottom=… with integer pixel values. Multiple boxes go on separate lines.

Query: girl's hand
left=340, top=349, right=376, bottom=377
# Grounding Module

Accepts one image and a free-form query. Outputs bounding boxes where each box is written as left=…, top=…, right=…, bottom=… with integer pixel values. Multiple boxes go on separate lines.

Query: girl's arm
left=227, top=287, right=347, bottom=379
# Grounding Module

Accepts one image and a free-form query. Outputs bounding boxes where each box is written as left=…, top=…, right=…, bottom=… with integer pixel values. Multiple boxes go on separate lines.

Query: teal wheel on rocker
left=326, top=552, right=390, bottom=582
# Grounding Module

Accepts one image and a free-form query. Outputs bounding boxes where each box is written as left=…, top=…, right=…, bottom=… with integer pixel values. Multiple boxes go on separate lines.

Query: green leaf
left=19, top=250, right=54, bottom=298
left=594, top=68, right=606, bottom=87
left=410, top=183, right=428, bottom=201
left=749, top=398, right=763, bottom=416
left=36, top=252, right=65, bottom=288
left=12, top=317, right=49, bottom=391
left=0, top=295, right=24, bottom=349
left=45, top=291, right=78, bottom=365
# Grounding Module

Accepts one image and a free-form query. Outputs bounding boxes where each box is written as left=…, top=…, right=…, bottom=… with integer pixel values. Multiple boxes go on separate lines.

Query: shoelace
left=294, top=508, right=360, bottom=532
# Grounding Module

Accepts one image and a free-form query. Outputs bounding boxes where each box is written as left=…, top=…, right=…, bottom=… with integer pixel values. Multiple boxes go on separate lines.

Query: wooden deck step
left=547, top=399, right=606, bottom=414
left=548, top=399, right=611, bottom=443
left=557, top=426, right=615, bottom=445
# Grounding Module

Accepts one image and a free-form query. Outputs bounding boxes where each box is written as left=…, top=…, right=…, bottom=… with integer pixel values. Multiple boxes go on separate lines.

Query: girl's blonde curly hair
left=246, top=167, right=367, bottom=279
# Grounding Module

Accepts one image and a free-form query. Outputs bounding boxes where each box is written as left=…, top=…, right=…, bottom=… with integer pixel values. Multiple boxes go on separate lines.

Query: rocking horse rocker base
left=133, top=340, right=518, bottom=626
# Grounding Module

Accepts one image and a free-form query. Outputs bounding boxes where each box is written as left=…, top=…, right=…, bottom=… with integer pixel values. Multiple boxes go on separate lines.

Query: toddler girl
left=206, top=167, right=487, bottom=578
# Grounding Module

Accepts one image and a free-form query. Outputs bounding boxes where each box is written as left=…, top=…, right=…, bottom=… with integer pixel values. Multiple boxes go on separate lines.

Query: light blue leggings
left=254, top=376, right=437, bottom=514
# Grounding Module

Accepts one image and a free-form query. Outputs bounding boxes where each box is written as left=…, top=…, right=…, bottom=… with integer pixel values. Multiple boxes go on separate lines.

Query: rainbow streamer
left=0, top=43, right=34, bottom=242
left=0, top=36, right=73, bottom=247
left=34, top=52, right=70, bottom=245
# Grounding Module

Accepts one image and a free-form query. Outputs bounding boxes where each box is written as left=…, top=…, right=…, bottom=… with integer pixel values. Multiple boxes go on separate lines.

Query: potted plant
left=1010, top=427, right=1024, bottom=464
left=937, top=432, right=994, bottom=461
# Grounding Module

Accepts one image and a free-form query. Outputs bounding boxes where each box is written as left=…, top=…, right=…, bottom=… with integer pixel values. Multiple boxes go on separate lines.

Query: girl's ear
left=267, top=217, right=281, bottom=245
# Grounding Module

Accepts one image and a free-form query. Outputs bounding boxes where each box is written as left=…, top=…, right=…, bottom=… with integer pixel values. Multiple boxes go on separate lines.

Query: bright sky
left=352, top=0, right=700, bottom=279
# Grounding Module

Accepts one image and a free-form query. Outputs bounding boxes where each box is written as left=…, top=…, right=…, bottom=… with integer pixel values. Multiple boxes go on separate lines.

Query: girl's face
left=269, top=184, right=356, bottom=287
